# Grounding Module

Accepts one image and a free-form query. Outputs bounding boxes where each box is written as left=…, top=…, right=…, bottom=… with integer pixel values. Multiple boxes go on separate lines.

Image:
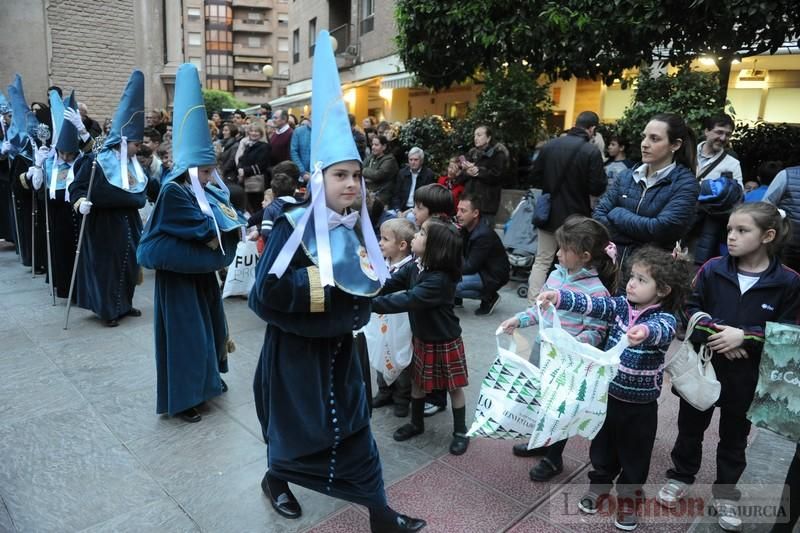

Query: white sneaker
left=714, top=499, right=742, bottom=532
left=656, top=479, right=689, bottom=509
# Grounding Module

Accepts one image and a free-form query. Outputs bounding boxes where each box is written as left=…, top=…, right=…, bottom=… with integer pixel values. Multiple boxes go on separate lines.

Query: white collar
left=275, top=124, right=291, bottom=135
left=632, top=162, right=676, bottom=185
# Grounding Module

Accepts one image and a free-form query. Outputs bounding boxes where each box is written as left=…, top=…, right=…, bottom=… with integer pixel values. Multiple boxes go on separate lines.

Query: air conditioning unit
left=738, top=69, right=767, bottom=81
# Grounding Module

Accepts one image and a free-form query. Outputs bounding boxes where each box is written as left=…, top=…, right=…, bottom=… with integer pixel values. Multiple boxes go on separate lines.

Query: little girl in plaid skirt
left=372, top=218, right=471, bottom=455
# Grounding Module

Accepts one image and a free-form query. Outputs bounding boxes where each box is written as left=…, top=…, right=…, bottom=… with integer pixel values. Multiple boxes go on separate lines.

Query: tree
left=202, top=89, right=247, bottom=117
left=614, top=68, right=725, bottom=160
left=395, top=0, right=800, bottom=99
left=556, top=400, right=567, bottom=418
left=576, top=379, right=587, bottom=402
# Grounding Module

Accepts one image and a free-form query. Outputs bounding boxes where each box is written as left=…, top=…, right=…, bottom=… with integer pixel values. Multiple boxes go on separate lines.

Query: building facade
left=0, top=0, right=167, bottom=121
left=181, top=0, right=290, bottom=106
left=277, top=0, right=480, bottom=123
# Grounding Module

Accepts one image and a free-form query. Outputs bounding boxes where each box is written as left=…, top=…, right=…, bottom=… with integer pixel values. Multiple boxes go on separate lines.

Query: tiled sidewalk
left=0, top=244, right=795, bottom=533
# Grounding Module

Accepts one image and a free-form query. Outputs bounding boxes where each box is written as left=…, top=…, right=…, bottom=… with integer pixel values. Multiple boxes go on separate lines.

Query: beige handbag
left=665, top=311, right=721, bottom=411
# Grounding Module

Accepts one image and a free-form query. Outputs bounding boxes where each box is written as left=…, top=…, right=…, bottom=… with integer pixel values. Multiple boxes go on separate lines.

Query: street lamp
left=262, top=64, right=274, bottom=78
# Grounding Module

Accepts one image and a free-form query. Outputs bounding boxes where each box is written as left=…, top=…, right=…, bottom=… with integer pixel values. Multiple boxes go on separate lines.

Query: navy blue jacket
left=594, top=164, right=699, bottom=253
left=687, top=255, right=800, bottom=358
left=685, top=255, right=800, bottom=408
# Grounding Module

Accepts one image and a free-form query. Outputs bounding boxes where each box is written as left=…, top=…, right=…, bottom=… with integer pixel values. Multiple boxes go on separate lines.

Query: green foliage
left=202, top=89, right=247, bottom=118
left=614, top=69, right=724, bottom=160
left=399, top=64, right=550, bottom=181
left=395, top=0, right=800, bottom=96
left=399, top=116, right=455, bottom=175
left=731, top=122, right=800, bottom=180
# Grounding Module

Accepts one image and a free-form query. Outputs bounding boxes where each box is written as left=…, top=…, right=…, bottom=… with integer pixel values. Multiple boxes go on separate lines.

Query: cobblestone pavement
left=0, top=244, right=795, bottom=532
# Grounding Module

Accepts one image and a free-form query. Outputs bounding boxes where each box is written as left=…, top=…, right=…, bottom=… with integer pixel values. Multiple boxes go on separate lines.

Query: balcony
left=232, top=0, right=273, bottom=8
left=234, top=43, right=273, bottom=57
left=233, top=20, right=272, bottom=34
left=234, top=68, right=268, bottom=81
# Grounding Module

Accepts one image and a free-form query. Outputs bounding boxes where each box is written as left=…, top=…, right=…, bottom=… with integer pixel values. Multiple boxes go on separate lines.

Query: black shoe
left=475, top=293, right=501, bottom=316
left=261, top=473, right=302, bottom=519
left=126, top=307, right=142, bottom=317
left=372, top=394, right=393, bottom=408
left=177, top=407, right=202, bottom=423
left=393, top=403, right=409, bottom=417
left=529, top=457, right=563, bottom=481
left=221, top=379, right=228, bottom=392
left=512, top=442, right=547, bottom=457
left=393, top=423, right=424, bottom=442
left=449, top=433, right=470, bottom=455
left=370, top=513, right=427, bottom=532
left=104, top=318, right=119, bottom=328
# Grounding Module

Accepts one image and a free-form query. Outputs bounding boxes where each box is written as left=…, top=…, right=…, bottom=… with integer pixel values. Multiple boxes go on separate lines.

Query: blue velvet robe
left=10, top=156, right=46, bottom=270
left=138, top=180, right=239, bottom=416
left=69, top=153, right=155, bottom=321
left=249, top=214, right=387, bottom=507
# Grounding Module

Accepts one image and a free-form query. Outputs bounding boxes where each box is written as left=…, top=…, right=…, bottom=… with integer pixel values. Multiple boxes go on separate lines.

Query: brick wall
left=46, top=0, right=139, bottom=121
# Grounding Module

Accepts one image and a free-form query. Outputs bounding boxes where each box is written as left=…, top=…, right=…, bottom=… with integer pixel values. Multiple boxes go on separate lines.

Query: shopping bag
left=466, top=332, right=542, bottom=439
left=528, top=304, right=627, bottom=449
left=222, top=239, right=258, bottom=298
left=747, top=321, right=800, bottom=442
left=665, top=311, right=720, bottom=411
left=363, top=313, right=413, bottom=385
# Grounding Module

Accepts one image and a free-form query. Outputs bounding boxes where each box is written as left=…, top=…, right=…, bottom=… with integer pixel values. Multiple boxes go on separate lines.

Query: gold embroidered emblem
left=219, top=203, right=237, bottom=220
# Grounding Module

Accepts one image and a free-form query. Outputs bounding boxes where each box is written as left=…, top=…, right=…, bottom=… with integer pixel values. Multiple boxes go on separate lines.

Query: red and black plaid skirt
left=412, top=336, right=468, bottom=392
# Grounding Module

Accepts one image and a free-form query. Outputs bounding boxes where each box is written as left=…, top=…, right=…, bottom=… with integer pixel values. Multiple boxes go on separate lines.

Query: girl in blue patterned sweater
left=538, top=245, right=690, bottom=531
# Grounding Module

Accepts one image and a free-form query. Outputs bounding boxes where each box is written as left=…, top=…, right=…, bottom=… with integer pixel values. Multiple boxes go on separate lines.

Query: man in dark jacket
left=528, top=111, right=606, bottom=297
left=391, top=146, right=436, bottom=214
left=459, top=125, right=507, bottom=228
left=455, top=194, right=510, bottom=315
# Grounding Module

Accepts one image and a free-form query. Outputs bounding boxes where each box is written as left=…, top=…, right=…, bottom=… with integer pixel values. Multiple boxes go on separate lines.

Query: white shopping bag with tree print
left=527, top=304, right=627, bottom=449
left=467, top=332, right=542, bottom=439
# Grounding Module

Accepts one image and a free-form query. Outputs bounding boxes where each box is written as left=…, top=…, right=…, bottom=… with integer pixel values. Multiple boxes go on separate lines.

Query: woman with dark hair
left=363, top=135, right=399, bottom=207
left=235, top=122, right=271, bottom=213
left=217, top=122, right=240, bottom=182
left=594, top=113, right=700, bottom=286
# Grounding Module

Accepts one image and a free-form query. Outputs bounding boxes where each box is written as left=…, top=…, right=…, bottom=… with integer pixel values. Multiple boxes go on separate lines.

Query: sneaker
left=614, top=503, right=638, bottom=531
left=714, top=499, right=742, bottom=532
left=578, top=492, right=600, bottom=515
left=423, top=402, right=445, bottom=417
left=475, top=293, right=501, bottom=316
left=656, top=479, right=689, bottom=509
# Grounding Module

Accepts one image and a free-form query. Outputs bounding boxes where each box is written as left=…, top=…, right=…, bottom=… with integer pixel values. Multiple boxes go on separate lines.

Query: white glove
left=64, top=108, right=87, bottom=134
left=1, top=140, right=10, bottom=154
left=78, top=199, right=92, bottom=215
left=34, top=146, right=49, bottom=167
left=27, top=166, right=44, bottom=190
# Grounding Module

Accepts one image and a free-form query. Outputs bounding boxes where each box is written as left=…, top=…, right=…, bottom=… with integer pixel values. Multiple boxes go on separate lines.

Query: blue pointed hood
left=7, top=74, right=38, bottom=160
left=0, top=90, right=8, bottom=115
left=310, top=30, right=361, bottom=170
left=55, top=91, right=80, bottom=153
left=104, top=70, right=145, bottom=148
left=165, top=63, right=216, bottom=182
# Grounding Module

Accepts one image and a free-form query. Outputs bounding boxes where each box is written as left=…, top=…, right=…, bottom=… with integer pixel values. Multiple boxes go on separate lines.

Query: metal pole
left=44, top=187, right=55, bottom=304
left=31, top=185, right=36, bottom=277
left=10, top=173, right=22, bottom=261
left=64, top=159, right=96, bottom=330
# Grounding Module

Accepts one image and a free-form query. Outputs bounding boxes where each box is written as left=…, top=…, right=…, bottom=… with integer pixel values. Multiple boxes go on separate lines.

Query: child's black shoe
left=393, top=423, right=424, bottom=442
left=529, top=457, right=563, bottom=481
left=449, top=433, right=469, bottom=455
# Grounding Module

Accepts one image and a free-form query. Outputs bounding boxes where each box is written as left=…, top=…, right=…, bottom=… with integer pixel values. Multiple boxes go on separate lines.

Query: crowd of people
left=2, top=28, right=800, bottom=533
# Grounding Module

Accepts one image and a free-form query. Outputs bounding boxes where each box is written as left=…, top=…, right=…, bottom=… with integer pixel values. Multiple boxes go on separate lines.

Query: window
left=361, top=0, right=375, bottom=34
left=247, top=11, right=262, bottom=22
left=205, top=29, right=232, bottom=51
left=205, top=4, right=232, bottom=27
left=278, top=61, right=289, bottom=76
left=292, top=29, right=300, bottom=63
left=188, top=32, right=202, bottom=46
left=248, top=36, right=262, bottom=47
left=189, top=57, right=202, bottom=70
left=278, top=37, right=289, bottom=52
left=278, top=13, right=289, bottom=27
left=187, top=7, right=201, bottom=21
left=308, top=18, right=316, bottom=56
